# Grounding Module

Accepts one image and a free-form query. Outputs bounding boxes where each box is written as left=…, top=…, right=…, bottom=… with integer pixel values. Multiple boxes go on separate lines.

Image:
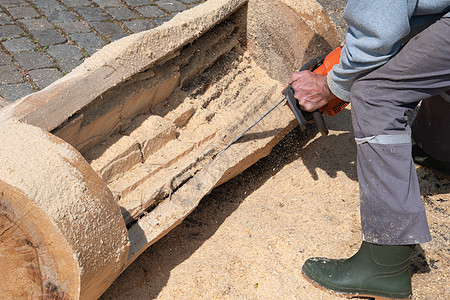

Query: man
left=289, top=1, right=449, bottom=299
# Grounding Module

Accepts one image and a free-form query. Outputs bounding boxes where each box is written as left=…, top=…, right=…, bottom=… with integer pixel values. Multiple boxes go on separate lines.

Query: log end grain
left=0, top=120, right=130, bottom=300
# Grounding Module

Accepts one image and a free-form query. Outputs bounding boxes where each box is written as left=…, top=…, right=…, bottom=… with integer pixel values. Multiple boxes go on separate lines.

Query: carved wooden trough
left=0, top=0, right=339, bottom=298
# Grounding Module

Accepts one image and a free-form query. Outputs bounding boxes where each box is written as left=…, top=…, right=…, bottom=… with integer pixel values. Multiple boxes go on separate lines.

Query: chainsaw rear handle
left=283, top=86, right=329, bottom=136
left=300, top=54, right=329, bottom=136
left=283, top=53, right=329, bottom=136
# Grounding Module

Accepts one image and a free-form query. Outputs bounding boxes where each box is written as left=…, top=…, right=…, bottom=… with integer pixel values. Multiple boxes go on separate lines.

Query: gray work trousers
left=350, top=17, right=450, bottom=245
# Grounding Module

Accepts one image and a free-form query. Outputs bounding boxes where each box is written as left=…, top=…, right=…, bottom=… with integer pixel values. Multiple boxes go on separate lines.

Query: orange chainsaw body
left=313, top=46, right=349, bottom=116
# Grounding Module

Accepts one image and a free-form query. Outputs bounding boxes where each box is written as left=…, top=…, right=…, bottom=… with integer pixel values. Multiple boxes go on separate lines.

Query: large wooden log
left=0, top=120, right=129, bottom=299
left=0, top=0, right=340, bottom=298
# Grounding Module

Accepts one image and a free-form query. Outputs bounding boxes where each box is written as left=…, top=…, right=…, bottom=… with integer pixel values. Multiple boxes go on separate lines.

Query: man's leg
left=302, top=17, right=450, bottom=299
left=351, top=18, right=450, bottom=245
left=412, top=91, right=450, bottom=175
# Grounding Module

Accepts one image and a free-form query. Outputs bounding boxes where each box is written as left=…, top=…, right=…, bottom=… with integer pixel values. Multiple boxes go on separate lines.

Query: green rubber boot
left=302, top=242, right=415, bottom=299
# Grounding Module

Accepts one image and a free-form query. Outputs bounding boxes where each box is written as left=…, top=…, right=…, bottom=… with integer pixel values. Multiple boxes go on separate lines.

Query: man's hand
left=289, top=70, right=335, bottom=112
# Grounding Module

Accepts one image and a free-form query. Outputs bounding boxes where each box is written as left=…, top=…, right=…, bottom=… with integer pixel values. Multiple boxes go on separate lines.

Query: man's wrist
left=327, top=73, right=351, bottom=102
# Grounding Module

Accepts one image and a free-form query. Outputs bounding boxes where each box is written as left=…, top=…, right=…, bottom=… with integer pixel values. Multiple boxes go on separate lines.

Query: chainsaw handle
left=283, top=86, right=329, bottom=136
left=296, top=54, right=329, bottom=136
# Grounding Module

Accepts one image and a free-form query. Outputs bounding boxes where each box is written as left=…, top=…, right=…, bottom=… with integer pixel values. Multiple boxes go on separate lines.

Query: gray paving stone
left=0, top=51, right=12, bottom=65
left=55, top=21, right=90, bottom=34
left=156, top=0, right=187, bottom=12
left=7, top=6, right=40, bottom=20
left=91, top=21, right=126, bottom=38
left=181, top=0, right=201, bottom=3
left=44, top=10, right=78, bottom=23
left=123, top=0, right=152, bottom=6
left=124, top=19, right=154, bottom=33
left=0, top=25, right=25, bottom=39
left=94, top=0, right=123, bottom=8
left=47, top=44, right=83, bottom=61
left=75, top=7, right=109, bottom=22
left=28, top=68, right=63, bottom=89
left=33, top=0, right=65, bottom=12
left=32, top=29, right=67, bottom=46
left=0, top=12, right=13, bottom=25
left=105, top=7, right=140, bottom=21
left=19, top=18, right=53, bottom=31
left=0, top=0, right=28, bottom=7
left=0, top=65, right=23, bottom=84
left=59, top=0, right=92, bottom=7
left=3, top=37, right=36, bottom=53
left=69, top=32, right=105, bottom=55
left=15, top=51, right=54, bottom=71
left=109, top=33, right=128, bottom=42
left=153, top=16, right=173, bottom=27
left=46, top=11, right=79, bottom=24
left=0, top=83, right=34, bottom=102
left=58, top=58, right=83, bottom=73
left=135, top=5, right=165, bottom=18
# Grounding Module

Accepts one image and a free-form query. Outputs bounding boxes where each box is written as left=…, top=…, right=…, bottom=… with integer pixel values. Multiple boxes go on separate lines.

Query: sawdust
left=101, top=111, right=449, bottom=299
left=0, top=119, right=87, bottom=229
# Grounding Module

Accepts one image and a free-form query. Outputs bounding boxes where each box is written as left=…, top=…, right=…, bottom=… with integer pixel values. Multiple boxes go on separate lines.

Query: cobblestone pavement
left=0, top=0, right=207, bottom=103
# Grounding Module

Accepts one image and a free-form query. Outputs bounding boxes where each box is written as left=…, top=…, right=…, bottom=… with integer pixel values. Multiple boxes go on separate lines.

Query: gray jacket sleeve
left=327, top=0, right=417, bottom=101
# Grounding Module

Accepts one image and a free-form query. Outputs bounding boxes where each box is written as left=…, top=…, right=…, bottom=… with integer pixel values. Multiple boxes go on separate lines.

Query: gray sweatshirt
left=328, top=0, right=450, bottom=102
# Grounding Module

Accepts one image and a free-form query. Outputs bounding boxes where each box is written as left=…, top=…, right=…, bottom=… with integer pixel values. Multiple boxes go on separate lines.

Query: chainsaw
left=217, top=46, right=348, bottom=156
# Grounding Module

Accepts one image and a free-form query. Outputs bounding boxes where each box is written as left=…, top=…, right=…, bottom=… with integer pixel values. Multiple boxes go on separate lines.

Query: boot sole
left=301, top=271, right=412, bottom=300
